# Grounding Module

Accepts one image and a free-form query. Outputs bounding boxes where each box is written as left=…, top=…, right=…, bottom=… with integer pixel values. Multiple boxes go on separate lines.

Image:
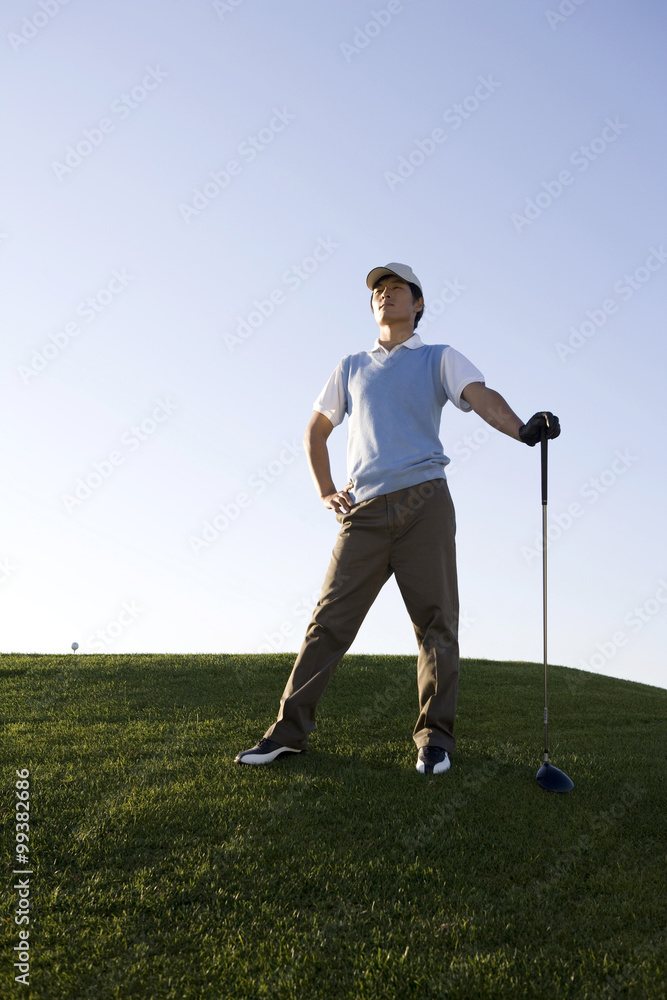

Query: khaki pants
left=264, top=478, right=460, bottom=753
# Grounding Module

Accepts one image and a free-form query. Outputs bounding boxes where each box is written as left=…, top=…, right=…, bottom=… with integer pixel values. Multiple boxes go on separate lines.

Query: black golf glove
left=518, top=411, right=561, bottom=447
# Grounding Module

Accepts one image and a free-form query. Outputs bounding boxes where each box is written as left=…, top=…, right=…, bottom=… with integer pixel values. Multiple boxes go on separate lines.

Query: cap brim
left=366, top=266, right=400, bottom=290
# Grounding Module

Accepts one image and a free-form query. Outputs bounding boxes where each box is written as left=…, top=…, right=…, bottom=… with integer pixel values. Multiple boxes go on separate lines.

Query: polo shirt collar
left=372, top=332, right=424, bottom=356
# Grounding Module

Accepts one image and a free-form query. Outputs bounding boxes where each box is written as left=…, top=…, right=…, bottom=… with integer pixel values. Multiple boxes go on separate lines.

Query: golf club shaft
left=541, top=430, right=549, bottom=763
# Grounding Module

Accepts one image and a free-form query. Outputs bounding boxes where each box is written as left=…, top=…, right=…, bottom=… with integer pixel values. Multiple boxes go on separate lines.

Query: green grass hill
left=1, top=653, right=665, bottom=999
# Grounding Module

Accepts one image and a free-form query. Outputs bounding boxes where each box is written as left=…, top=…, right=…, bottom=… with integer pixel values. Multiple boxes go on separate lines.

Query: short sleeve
left=440, top=346, right=485, bottom=411
left=313, top=360, right=346, bottom=427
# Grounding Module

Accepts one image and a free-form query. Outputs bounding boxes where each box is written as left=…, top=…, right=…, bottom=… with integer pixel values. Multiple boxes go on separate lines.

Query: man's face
left=371, top=276, right=423, bottom=328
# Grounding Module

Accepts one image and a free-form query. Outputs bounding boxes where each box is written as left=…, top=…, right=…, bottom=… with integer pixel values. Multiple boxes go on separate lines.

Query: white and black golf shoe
left=416, top=746, right=451, bottom=775
left=235, top=737, right=304, bottom=766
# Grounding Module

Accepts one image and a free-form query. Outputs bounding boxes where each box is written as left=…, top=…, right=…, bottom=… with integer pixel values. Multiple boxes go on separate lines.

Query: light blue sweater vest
left=341, top=343, right=449, bottom=504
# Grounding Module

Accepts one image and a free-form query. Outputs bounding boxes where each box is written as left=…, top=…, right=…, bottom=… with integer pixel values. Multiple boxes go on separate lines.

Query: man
left=236, top=262, right=560, bottom=774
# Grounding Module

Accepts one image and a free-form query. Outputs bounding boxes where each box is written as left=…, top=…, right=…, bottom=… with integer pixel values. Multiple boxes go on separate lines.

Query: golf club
left=536, top=422, right=574, bottom=793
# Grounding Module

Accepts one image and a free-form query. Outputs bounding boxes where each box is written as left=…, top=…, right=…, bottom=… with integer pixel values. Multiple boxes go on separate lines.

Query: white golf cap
left=366, top=262, right=423, bottom=294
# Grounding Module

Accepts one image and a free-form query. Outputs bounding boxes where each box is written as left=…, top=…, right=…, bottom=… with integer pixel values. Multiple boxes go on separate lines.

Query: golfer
left=236, top=263, right=560, bottom=774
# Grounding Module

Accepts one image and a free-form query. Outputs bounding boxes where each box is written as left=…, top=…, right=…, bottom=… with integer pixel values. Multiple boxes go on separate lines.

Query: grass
left=1, top=652, right=665, bottom=1000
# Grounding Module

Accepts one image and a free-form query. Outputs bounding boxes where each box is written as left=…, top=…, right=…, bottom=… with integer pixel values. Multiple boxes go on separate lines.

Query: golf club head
left=536, top=761, right=574, bottom=793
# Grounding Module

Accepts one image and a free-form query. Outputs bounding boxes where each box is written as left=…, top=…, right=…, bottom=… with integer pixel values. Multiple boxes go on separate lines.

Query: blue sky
left=2, top=0, right=666, bottom=693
